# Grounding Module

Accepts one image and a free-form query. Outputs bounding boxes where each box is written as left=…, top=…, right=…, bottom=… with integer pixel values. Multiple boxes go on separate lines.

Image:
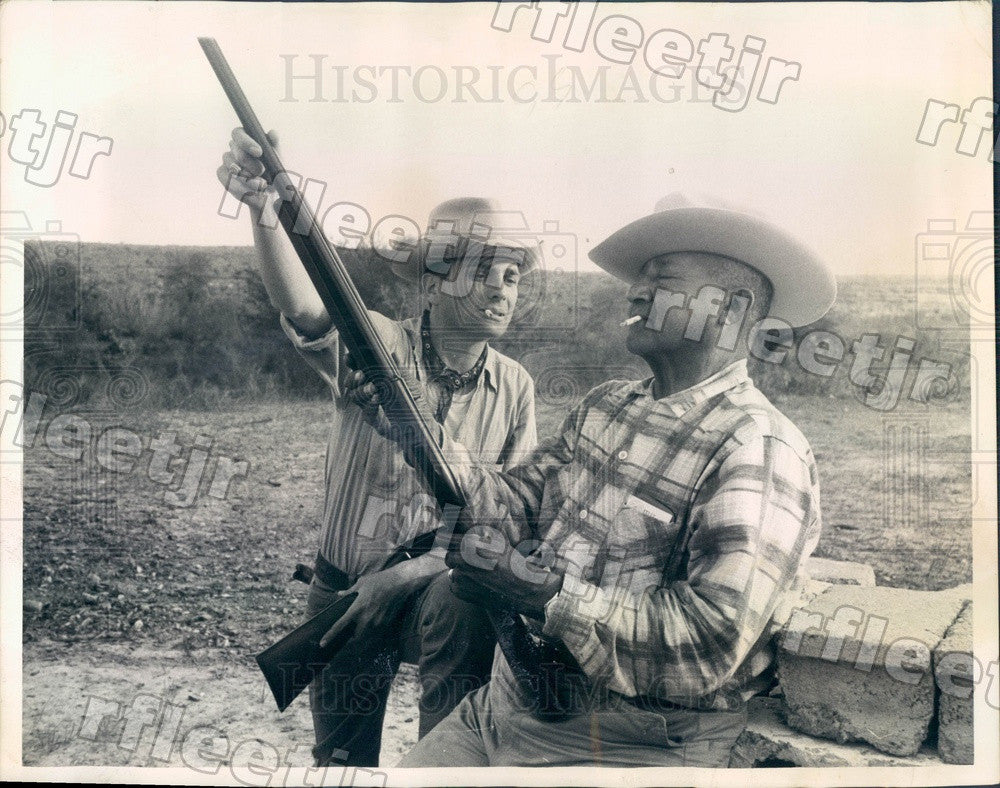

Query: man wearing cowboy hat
left=359, top=193, right=836, bottom=767
left=217, top=128, right=539, bottom=766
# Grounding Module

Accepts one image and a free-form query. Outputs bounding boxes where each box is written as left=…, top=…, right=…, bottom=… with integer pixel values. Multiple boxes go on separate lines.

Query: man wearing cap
left=357, top=194, right=836, bottom=767
left=217, top=129, right=538, bottom=766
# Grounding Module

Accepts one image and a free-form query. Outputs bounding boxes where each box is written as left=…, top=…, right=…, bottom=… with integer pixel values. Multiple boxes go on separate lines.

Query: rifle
left=198, top=38, right=558, bottom=715
left=199, top=37, right=460, bottom=508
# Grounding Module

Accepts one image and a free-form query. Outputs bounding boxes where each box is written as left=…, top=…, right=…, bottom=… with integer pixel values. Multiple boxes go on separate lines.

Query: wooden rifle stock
left=198, top=36, right=464, bottom=508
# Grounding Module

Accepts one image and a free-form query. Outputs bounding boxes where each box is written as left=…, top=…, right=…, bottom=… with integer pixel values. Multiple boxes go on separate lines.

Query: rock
left=730, top=697, right=942, bottom=767
left=802, top=578, right=832, bottom=598
left=24, top=600, right=45, bottom=614
left=87, top=572, right=101, bottom=586
left=805, top=556, right=876, bottom=586
left=132, top=619, right=143, bottom=631
left=933, top=602, right=974, bottom=764
left=777, top=584, right=968, bottom=756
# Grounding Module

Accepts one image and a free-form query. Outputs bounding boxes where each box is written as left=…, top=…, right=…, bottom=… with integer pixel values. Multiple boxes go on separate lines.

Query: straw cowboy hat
left=391, top=197, right=541, bottom=283
left=589, top=193, right=836, bottom=327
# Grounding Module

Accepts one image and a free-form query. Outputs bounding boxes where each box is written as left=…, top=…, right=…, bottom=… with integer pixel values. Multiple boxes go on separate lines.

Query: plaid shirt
left=444, top=359, right=822, bottom=711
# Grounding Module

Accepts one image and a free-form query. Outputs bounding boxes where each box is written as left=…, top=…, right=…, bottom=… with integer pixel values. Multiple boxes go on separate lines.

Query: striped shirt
left=281, top=311, right=536, bottom=582
left=443, top=359, right=822, bottom=711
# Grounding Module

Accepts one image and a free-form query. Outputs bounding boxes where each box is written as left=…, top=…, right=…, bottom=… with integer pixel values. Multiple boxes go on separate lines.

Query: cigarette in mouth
left=619, top=315, right=642, bottom=327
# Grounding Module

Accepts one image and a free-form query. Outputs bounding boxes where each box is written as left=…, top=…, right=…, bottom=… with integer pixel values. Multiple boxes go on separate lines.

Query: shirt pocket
left=616, top=494, right=679, bottom=543
left=603, top=495, right=683, bottom=590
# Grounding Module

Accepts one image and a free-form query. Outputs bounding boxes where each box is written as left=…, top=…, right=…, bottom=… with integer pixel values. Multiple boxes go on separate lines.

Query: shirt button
left=579, top=509, right=588, bottom=520
left=617, top=450, right=628, bottom=461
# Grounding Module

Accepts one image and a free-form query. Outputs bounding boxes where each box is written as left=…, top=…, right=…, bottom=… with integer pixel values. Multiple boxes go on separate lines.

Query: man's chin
left=625, top=332, right=649, bottom=357
left=465, top=314, right=511, bottom=338
left=477, top=324, right=509, bottom=341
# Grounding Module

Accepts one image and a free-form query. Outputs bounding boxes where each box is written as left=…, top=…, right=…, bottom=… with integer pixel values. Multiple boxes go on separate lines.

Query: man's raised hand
left=216, top=127, right=279, bottom=212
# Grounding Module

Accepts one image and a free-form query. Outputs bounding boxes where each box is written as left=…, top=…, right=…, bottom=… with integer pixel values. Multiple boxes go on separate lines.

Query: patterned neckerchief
left=420, top=310, right=488, bottom=423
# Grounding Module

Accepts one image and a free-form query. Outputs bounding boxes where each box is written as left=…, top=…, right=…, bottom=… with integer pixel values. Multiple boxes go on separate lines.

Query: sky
left=0, top=0, right=993, bottom=277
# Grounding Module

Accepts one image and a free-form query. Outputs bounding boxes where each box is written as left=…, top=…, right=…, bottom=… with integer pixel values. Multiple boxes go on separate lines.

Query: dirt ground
left=20, top=395, right=972, bottom=768
left=22, top=645, right=419, bottom=769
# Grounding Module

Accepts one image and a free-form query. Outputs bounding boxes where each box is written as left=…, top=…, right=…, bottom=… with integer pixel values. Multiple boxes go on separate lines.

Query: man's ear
left=421, top=272, right=443, bottom=306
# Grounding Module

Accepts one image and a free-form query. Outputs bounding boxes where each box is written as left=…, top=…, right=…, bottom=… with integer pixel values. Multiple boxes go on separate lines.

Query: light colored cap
left=391, top=197, right=540, bottom=283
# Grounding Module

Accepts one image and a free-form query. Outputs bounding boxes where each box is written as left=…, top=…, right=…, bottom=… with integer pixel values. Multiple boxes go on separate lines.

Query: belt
left=627, top=693, right=691, bottom=713
left=294, top=532, right=439, bottom=589
left=312, top=552, right=351, bottom=592
left=528, top=633, right=693, bottom=715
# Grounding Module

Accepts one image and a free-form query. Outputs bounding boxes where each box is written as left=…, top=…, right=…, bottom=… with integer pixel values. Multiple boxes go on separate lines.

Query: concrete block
left=805, top=556, right=876, bottom=586
left=730, top=697, right=942, bottom=768
left=776, top=584, right=967, bottom=756
left=933, top=602, right=974, bottom=764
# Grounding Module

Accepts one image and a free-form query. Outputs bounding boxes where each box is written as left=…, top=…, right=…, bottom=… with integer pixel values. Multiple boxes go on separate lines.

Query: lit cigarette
left=619, top=315, right=642, bottom=327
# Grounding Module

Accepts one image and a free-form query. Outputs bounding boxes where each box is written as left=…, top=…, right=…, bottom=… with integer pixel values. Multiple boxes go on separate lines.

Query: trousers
left=306, top=569, right=496, bottom=767
left=399, top=654, right=747, bottom=768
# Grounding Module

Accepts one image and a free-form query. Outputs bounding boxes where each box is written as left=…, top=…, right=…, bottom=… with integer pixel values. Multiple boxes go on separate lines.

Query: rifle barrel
left=198, top=37, right=465, bottom=507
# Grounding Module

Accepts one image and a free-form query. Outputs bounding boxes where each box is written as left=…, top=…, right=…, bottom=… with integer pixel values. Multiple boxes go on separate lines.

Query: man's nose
left=481, top=271, right=513, bottom=297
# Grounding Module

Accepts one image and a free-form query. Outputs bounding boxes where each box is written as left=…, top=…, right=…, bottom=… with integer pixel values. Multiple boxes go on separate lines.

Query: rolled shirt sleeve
left=279, top=313, right=343, bottom=394
left=542, top=434, right=821, bottom=703
left=279, top=310, right=412, bottom=398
